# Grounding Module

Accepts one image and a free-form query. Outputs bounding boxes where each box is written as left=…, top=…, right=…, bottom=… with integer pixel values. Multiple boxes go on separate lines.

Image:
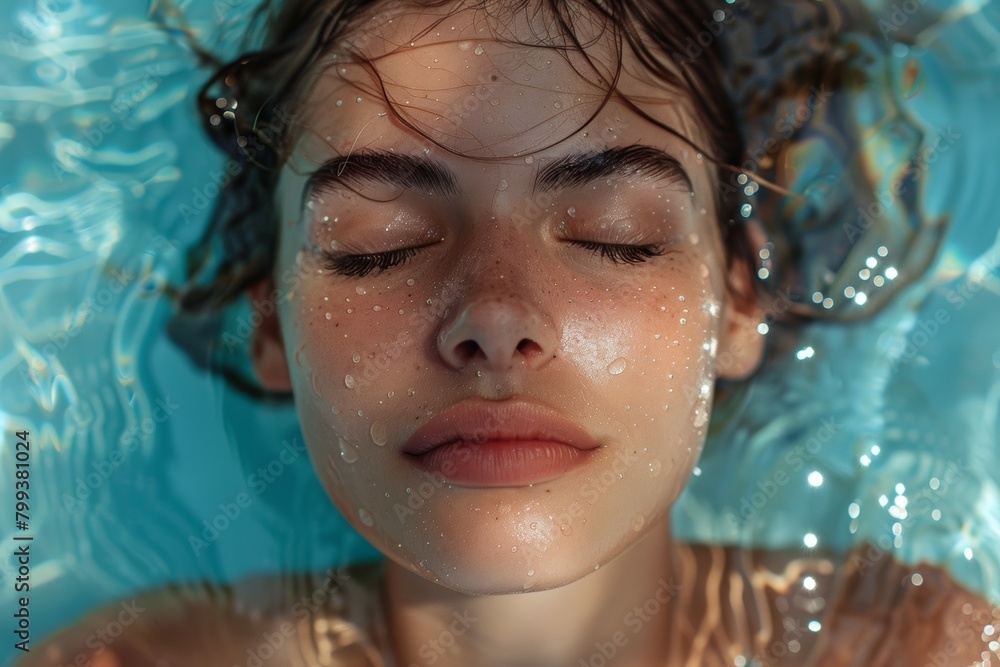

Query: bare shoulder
left=19, top=561, right=387, bottom=667
left=678, top=542, right=997, bottom=666
left=809, top=543, right=998, bottom=667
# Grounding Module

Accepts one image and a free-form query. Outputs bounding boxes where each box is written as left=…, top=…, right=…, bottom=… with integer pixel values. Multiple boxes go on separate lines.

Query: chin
left=376, top=507, right=647, bottom=595
left=395, top=549, right=606, bottom=596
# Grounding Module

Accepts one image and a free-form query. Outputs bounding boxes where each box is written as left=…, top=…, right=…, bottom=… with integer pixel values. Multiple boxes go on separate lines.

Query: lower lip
left=407, top=440, right=596, bottom=488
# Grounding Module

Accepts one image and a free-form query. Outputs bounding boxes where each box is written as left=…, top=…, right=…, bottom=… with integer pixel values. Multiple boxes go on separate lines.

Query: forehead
left=293, top=1, right=711, bottom=159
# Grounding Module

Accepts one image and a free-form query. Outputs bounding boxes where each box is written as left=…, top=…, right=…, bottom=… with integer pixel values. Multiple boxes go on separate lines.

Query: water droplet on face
left=607, top=358, right=627, bottom=375
left=527, top=569, right=535, bottom=576
left=649, top=460, right=662, bottom=477
left=524, top=155, right=534, bottom=164
left=553, top=101, right=562, bottom=109
left=358, top=507, right=374, bottom=526
left=560, top=523, right=573, bottom=536
left=511, top=546, right=517, bottom=552
left=370, top=420, right=388, bottom=446
left=566, top=206, right=576, bottom=217
left=457, top=41, right=471, bottom=51
left=335, top=99, right=342, bottom=107
left=356, top=286, right=366, bottom=295
left=474, top=44, right=484, bottom=55
left=497, top=179, right=508, bottom=191
left=325, top=312, right=332, bottom=320
left=407, top=387, right=415, bottom=396
left=311, top=373, right=321, bottom=396
left=406, top=278, right=415, bottom=286
left=338, top=436, right=359, bottom=463
left=679, top=318, right=687, bottom=325
left=352, top=352, right=361, bottom=363
left=345, top=374, right=356, bottom=389
left=632, top=514, right=645, bottom=531
left=693, top=409, right=709, bottom=428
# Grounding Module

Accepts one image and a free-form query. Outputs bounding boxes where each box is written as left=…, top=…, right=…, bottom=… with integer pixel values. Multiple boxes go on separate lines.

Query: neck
left=381, top=520, right=682, bottom=667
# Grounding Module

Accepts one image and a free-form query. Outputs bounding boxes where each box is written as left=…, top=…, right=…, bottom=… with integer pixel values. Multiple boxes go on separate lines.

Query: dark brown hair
left=167, top=0, right=824, bottom=398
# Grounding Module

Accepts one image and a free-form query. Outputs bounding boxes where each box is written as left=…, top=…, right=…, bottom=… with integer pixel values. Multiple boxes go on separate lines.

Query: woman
left=24, top=0, right=996, bottom=665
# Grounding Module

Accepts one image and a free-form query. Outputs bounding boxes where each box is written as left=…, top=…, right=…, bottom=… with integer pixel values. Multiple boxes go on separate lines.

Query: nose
left=437, top=295, right=559, bottom=373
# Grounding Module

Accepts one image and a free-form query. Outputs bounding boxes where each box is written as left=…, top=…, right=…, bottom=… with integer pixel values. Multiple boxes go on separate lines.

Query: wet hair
left=167, top=0, right=821, bottom=398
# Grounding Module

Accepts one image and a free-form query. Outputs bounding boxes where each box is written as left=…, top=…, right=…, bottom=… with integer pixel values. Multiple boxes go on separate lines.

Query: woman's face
left=253, top=4, right=765, bottom=594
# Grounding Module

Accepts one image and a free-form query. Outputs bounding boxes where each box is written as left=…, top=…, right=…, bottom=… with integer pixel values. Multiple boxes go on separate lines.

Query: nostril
left=516, top=338, right=543, bottom=358
left=455, top=340, right=480, bottom=362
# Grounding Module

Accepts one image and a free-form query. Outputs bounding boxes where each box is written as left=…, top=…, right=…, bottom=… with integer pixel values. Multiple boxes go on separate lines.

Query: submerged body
left=27, top=2, right=997, bottom=666
left=24, top=540, right=995, bottom=667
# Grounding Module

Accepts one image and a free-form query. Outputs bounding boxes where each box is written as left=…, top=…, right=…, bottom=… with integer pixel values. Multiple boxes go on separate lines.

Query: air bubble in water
left=607, top=358, right=627, bottom=375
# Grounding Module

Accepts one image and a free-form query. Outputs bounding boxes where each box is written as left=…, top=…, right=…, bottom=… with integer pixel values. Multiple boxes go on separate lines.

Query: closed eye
left=320, top=241, right=669, bottom=278
left=570, top=241, right=668, bottom=264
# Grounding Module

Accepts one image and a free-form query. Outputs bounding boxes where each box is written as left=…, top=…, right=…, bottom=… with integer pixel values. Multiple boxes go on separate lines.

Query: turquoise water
left=0, top=0, right=998, bottom=662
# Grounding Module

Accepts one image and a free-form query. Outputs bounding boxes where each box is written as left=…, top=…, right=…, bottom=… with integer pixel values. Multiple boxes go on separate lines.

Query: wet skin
left=255, top=4, right=764, bottom=598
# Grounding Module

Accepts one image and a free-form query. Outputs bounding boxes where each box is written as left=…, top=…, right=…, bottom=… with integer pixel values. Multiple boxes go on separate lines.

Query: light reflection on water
left=0, top=0, right=997, bottom=649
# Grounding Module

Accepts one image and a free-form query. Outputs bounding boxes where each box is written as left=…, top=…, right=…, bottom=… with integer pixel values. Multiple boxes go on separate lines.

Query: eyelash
left=322, top=242, right=667, bottom=278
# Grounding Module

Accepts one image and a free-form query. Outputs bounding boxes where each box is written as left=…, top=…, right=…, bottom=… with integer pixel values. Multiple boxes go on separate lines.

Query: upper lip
left=402, top=398, right=603, bottom=455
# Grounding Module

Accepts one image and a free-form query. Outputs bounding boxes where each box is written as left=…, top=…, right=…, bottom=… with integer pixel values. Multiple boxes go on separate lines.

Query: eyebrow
left=304, top=150, right=459, bottom=201
left=302, top=144, right=693, bottom=204
left=533, top=145, right=693, bottom=194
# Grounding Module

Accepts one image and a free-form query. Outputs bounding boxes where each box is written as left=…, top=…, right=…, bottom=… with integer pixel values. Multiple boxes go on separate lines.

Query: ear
left=714, top=221, right=767, bottom=381
left=248, top=278, right=293, bottom=392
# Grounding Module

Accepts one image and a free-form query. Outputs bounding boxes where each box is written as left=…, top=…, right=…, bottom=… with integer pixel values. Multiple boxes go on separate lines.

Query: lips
left=402, top=398, right=602, bottom=487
